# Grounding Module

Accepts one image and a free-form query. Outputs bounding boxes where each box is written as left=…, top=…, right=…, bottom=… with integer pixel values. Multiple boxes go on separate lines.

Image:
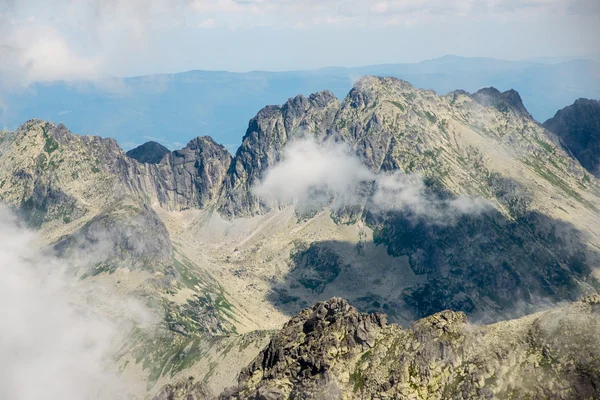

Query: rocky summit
left=126, top=141, right=172, bottom=164
left=0, top=76, right=599, bottom=399
left=226, top=296, right=600, bottom=400
left=543, top=98, right=600, bottom=177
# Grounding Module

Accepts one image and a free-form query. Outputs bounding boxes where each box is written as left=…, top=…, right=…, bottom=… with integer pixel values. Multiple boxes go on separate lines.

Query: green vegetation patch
left=424, top=111, right=437, bottom=124
left=533, top=137, right=556, bottom=154
left=350, top=368, right=366, bottom=392
left=42, top=126, right=59, bottom=154
left=387, top=100, right=405, bottom=112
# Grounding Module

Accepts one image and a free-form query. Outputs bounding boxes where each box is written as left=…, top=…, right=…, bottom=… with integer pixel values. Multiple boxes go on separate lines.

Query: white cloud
left=0, top=22, right=104, bottom=88
left=253, top=137, right=372, bottom=206
left=253, top=137, right=491, bottom=223
left=0, top=205, right=145, bottom=400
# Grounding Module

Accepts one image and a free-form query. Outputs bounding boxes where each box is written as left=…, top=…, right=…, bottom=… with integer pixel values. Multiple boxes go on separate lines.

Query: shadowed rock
left=126, top=141, right=171, bottom=164
left=544, top=98, right=600, bottom=177
left=472, top=87, right=532, bottom=118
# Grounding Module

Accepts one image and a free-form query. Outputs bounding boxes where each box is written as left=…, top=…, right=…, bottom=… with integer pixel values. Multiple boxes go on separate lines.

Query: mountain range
left=2, top=55, right=599, bottom=152
left=0, top=75, right=599, bottom=399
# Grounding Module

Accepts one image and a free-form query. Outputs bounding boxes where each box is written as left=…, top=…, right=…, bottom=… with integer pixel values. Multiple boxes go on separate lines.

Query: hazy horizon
left=1, top=0, right=599, bottom=87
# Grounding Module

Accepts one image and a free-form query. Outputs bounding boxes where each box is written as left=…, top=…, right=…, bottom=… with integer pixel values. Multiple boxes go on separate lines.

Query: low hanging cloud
left=0, top=205, right=147, bottom=400
left=253, top=137, right=491, bottom=222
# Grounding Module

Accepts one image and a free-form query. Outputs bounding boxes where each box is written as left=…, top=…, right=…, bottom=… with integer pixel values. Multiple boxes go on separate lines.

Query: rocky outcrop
left=53, top=197, right=173, bottom=270
left=225, top=296, right=600, bottom=399
left=0, top=120, right=139, bottom=229
left=472, top=87, right=532, bottom=118
left=149, top=136, right=232, bottom=210
left=126, top=141, right=171, bottom=164
left=543, top=98, right=600, bottom=177
left=219, top=91, right=340, bottom=217
left=233, top=298, right=386, bottom=399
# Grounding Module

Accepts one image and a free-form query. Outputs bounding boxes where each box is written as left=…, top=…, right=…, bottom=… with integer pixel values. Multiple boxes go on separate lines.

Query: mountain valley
left=1, top=76, right=599, bottom=399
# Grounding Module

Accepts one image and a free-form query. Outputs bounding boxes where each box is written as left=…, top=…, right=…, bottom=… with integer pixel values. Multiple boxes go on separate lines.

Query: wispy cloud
left=0, top=205, right=148, bottom=399
left=253, top=137, right=491, bottom=223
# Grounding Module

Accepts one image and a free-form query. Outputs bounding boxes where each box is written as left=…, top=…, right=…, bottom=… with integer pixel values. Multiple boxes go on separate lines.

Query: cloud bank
left=253, top=137, right=491, bottom=223
left=0, top=205, right=144, bottom=400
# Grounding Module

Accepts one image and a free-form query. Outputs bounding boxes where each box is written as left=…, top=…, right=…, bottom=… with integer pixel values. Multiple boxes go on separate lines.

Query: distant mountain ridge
left=2, top=56, right=598, bottom=152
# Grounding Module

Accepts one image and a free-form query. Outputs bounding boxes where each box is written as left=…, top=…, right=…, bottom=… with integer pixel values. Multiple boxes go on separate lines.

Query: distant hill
left=2, top=56, right=598, bottom=151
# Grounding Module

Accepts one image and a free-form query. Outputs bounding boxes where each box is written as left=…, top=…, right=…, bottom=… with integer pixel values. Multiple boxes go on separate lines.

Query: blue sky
left=0, top=0, right=598, bottom=87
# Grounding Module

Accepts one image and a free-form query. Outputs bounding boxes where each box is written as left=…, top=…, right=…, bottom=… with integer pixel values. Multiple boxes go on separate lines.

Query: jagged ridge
left=223, top=296, right=600, bottom=399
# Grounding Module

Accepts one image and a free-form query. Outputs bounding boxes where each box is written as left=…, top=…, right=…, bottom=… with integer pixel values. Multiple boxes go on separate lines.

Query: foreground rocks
left=214, top=296, right=600, bottom=399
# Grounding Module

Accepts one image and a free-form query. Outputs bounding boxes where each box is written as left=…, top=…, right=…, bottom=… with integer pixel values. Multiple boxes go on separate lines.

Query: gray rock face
left=219, top=91, right=340, bottom=218
left=472, top=87, right=532, bottom=118
left=335, top=79, right=399, bottom=173
left=226, top=296, right=600, bottom=400
left=543, top=98, right=600, bottom=177
left=54, top=198, right=173, bottom=270
left=233, top=298, right=386, bottom=399
left=126, top=141, right=171, bottom=164
left=150, top=136, right=232, bottom=210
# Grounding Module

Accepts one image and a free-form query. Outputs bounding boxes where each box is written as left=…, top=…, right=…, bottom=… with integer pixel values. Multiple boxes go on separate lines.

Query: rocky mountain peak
left=219, top=90, right=341, bottom=217
left=230, top=298, right=387, bottom=399
left=152, top=135, right=232, bottom=209
left=472, top=87, right=532, bottom=117
left=126, top=141, right=171, bottom=164
left=225, top=297, right=600, bottom=399
left=308, top=90, right=338, bottom=107
left=346, top=76, right=414, bottom=108
left=543, top=97, right=600, bottom=177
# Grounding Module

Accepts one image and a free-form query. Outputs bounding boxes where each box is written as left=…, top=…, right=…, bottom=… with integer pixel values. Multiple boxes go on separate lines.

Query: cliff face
left=226, top=296, right=600, bottom=400
left=219, top=91, right=340, bottom=217
left=543, top=98, right=600, bottom=177
left=149, top=136, right=232, bottom=210
left=0, top=120, right=233, bottom=225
